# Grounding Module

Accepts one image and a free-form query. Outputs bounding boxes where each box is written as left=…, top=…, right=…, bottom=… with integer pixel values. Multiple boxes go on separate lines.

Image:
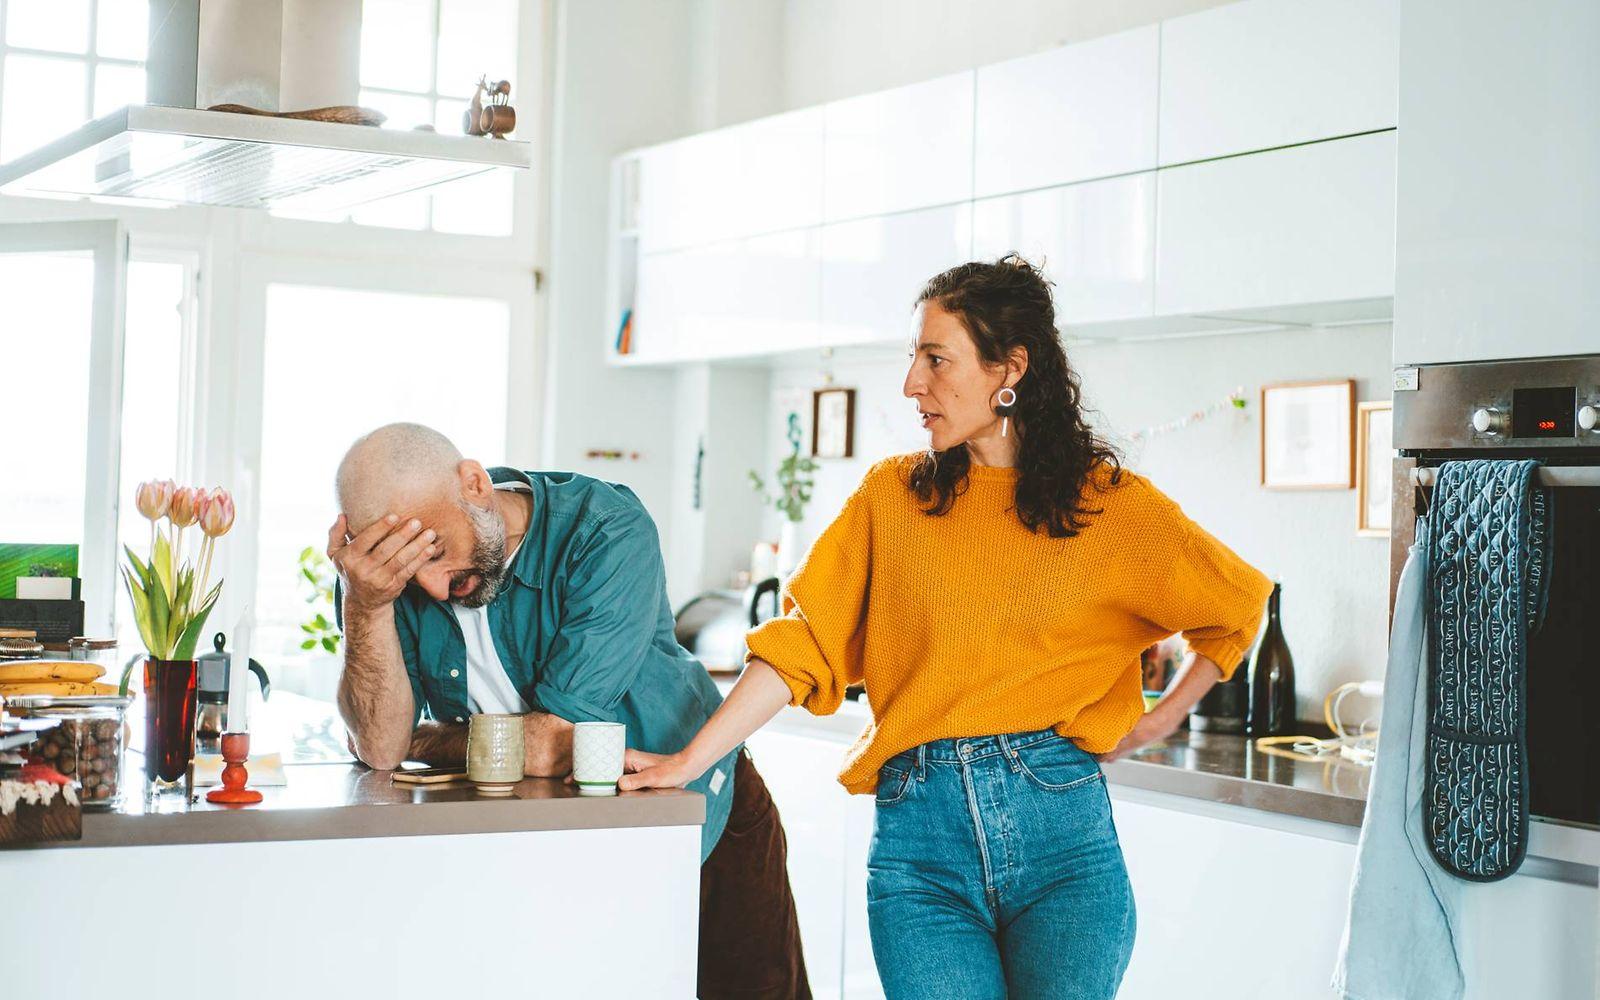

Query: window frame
left=218, top=249, right=540, bottom=660
left=0, top=0, right=147, bottom=159
left=0, top=219, right=127, bottom=636
left=0, top=0, right=551, bottom=652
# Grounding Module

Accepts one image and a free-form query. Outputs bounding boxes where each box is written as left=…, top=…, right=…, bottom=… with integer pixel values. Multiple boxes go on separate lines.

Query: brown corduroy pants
left=697, top=749, right=812, bottom=1000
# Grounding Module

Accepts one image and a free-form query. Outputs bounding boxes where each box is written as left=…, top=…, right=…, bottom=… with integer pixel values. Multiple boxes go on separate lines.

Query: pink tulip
left=198, top=488, right=236, bottom=538
left=134, top=479, right=174, bottom=521
left=168, top=486, right=202, bottom=528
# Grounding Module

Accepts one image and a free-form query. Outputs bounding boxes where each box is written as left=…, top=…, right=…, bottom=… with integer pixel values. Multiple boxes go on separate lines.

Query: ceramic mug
left=466, top=713, right=524, bottom=796
left=571, top=722, right=626, bottom=796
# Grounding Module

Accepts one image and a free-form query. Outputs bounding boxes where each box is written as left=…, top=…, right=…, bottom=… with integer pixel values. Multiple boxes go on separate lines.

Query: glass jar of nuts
left=9, top=696, right=133, bottom=810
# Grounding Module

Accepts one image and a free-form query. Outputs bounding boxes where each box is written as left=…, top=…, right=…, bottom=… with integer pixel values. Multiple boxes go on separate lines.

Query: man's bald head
left=336, top=423, right=465, bottom=533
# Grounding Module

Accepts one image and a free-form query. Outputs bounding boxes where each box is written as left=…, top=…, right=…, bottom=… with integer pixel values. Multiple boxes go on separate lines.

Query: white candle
left=228, top=605, right=255, bottom=734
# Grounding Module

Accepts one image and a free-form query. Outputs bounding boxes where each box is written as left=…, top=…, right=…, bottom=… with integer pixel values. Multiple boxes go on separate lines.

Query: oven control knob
left=1472, top=407, right=1509, bottom=435
left=1580, top=404, right=1600, bottom=432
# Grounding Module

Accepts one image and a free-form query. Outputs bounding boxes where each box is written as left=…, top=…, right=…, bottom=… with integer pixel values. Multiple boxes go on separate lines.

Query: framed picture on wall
left=1357, top=401, right=1394, bottom=536
left=1260, top=379, right=1355, bottom=489
left=812, top=387, right=856, bottom=459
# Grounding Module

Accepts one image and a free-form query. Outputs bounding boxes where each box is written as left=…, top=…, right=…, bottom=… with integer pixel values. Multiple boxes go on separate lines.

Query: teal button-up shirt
left=384, top=467, right=733, bottom=860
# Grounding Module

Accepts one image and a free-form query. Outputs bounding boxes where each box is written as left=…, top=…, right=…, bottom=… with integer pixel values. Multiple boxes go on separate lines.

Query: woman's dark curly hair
left=908, top=254, right=1122, bottom=537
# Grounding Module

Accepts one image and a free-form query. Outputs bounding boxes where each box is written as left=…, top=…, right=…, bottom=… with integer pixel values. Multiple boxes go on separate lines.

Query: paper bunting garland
left=1125, top=387, right=1250, bottom=443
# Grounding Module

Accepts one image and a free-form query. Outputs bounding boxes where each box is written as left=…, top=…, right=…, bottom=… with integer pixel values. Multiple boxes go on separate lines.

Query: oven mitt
left=1423, top=459, right=1550, bottom=881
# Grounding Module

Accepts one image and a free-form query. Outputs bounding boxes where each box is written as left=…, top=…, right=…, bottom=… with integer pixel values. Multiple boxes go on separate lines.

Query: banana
left=0, top=661, right=105, bottom=684
left=0, top=679, right=119, bottom=697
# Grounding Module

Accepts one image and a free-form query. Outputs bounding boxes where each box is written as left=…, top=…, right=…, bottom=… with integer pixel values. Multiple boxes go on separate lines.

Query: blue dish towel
left=1332, top=525, right=1466, bottom=1000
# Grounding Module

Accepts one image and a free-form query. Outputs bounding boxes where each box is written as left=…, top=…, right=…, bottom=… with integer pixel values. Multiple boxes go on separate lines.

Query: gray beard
left=453, top=498, right=509, bottom=608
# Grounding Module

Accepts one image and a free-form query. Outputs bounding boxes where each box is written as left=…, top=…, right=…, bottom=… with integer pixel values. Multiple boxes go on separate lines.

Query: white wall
left=763, top=323, right=1396, bottom=716
left=542, top=0, right=702, bottom=527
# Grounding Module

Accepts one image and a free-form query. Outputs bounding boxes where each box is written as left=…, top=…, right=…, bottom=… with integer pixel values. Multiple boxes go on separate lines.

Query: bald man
left=329, top=423, right=810, bottom=999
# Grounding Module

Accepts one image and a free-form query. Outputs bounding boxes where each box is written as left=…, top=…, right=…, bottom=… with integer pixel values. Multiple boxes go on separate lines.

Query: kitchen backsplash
left=761, top=322, right=1395, bottom=721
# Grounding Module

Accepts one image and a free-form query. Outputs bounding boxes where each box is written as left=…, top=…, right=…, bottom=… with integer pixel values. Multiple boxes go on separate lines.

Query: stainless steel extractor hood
left=0, top=0, right=531, bottom=212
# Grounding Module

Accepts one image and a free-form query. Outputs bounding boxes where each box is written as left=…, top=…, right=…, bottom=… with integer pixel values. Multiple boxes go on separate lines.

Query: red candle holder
left=205, top=732, right=263, bottom=805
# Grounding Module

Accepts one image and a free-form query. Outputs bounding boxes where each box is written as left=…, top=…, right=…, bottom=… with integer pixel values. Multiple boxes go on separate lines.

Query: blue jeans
left=866, top=729, right=1136, bottom=999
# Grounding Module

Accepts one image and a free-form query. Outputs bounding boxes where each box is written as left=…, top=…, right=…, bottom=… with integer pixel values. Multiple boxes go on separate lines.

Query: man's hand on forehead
left=326, top=512, right=439, bottom=611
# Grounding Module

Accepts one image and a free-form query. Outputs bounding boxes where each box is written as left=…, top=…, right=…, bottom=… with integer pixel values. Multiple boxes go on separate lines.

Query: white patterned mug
left=571, top=722, right=626, bottom=796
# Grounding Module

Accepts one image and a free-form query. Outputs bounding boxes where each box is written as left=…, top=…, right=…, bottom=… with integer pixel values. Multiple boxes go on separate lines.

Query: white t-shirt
left=450, top=481, right=532, bottom=715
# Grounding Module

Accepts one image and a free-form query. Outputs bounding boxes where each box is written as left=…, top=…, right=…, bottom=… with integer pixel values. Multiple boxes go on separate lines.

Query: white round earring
left=996, top=386, right=1018, bottom=437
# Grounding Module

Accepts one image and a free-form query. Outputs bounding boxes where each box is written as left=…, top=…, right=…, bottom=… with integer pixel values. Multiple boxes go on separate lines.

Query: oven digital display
left=1511, top=386, right=1576, bottom=438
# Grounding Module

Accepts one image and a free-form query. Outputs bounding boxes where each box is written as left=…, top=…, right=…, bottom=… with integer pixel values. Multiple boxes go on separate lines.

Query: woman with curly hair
left=625, top=255, right=1271, bottom=999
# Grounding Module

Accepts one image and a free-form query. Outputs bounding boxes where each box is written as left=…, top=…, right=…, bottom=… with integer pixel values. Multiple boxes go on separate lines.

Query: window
left=254, top=283, right=510, bottom=702
left=0, top=251, right=95, bottom=541
left=0, top=0, right=146, bottom=162
left=114, top=257, right=193, bottom=655
left=278, top=0, right=520, bottom=235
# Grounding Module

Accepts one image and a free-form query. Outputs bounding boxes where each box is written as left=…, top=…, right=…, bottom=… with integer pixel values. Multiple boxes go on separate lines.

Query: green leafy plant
left=749, top=412, right=818, bottom=523
left=118, top=481, right=235, bottom=694
left=297, top=547, right=342, bottom=655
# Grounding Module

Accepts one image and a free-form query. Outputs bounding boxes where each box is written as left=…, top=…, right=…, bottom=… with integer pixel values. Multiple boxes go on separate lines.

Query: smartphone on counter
left=392, top=766, right=468, bottom=785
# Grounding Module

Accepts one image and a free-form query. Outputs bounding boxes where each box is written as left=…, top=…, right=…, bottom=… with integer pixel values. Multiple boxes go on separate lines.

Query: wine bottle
left=1247, top=582, right=1296, bottom=736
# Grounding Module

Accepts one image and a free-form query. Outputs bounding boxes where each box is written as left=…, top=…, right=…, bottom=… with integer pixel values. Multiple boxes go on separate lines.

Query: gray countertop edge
left=8, top=791, right=707, bottom=851
left=1099, top=755, right=1366, bottom=827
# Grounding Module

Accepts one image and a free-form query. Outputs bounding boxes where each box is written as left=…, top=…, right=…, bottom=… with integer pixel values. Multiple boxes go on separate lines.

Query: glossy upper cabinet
left=1158, top=0, right=1398, bottom=166
left=823, top=71, right=974, bottom=223
left=636, top=131, right=736, bottom=254
left=734, top=107, right=826, bottom=238
left=972, top=173, right=1155, bottom=325
left=631, top=250, right=687, bottom=361
left=1154, top=131, right=1396, bottom=316
left=637, top=109, right=823, bottom=254
left=735, top=229, right=822, bottom=357
left=1394, top=0, right=1600, bottom=364
left=645, top=233, right=820, bottom=362
left=820, top=204, right=973, bottom=348
left=974, top=26, right=1159, bottom=198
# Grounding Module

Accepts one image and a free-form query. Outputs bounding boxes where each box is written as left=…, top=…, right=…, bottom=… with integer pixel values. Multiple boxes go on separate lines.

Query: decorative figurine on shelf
left=464, top=77, right=515, bottom=138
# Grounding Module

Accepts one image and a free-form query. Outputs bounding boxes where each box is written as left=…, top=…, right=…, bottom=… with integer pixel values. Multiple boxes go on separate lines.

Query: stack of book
left=0, top=543, right=84, bottom=646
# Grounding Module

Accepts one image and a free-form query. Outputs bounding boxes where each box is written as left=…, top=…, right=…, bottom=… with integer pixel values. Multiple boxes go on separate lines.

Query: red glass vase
left=142, top=657, right=198, bottom=791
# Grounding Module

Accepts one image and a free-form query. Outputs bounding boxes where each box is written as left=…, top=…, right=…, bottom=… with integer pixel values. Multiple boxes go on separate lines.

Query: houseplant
left=119, top=480, right=235, bottom=796
left=749, top=412, right=818, bottom=574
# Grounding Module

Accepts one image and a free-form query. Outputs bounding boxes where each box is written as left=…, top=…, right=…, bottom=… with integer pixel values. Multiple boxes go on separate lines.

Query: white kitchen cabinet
left=634, top=142, right=685, bottom=255
left=635, top=130, right=742, bottom=253
left=1154, top=130, right=1396, bottom=317
left=731, top=107, right=826, bottom=239
left=747, top=730, right=853, bottom=1000
left=1393, top=0, right=1600, bottom=365
left=632, top=232, right=818, bottom=364
left=733, top=228, right=822, bottom=358
left=1158, top=0, right=1399, bottom=166
left=823, top=71, right=974, bottom=223
left=974, top=26, right=1159, bottom=198
left=971, top=172, right=1155, bottom=326
left=630, top=249, right=685, bottom=362
left=842, top=794, right=885, bottom=999
left=1110, top=788, right=1596, bottom=999
left=819, top=204, right=972, bottom=349
left=636, top=109, right=823, bottom=254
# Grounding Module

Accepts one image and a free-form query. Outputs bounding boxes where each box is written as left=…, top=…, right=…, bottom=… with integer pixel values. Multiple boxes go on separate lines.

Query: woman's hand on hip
left=618, top=749, right=705, bottom=791
left=1096, top=708, right=1183, bottom=763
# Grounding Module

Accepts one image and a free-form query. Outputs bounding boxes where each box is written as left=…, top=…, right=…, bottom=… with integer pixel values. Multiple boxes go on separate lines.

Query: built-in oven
left=1391, top=354, right=1600, bottom=829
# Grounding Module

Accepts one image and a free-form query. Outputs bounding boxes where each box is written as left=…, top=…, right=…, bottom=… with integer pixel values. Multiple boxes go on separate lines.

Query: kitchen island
left=1, top=761, right=705, bottom=999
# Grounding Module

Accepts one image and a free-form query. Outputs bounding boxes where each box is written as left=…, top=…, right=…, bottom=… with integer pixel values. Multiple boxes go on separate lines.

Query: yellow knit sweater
left=746, top=454, right=1273, bottom=794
